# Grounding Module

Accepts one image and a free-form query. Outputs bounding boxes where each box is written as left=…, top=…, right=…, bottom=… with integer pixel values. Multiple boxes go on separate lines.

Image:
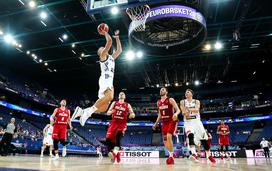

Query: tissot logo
left=210, top=151, right=237, bottom=158
left=119, top=151, right=159, bottom=158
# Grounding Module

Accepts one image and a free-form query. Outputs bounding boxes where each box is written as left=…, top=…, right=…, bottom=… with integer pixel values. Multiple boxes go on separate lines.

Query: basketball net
left=126, top=5, right=150, bottom=34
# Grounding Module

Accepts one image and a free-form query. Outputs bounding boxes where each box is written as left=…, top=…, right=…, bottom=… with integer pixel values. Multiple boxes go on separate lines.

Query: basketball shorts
left=161, top=120, right=178, bottom=141
left=43, top=135, right=53, bottom=146
left=52, top=124, right=67, bottom=140
left=98, top=75, right=114, bottom=99
left=219, top=136, right=230, bottom=146
left=184, top=119, right=208, bottom=146
left=106, top=123, right=127, bottom=143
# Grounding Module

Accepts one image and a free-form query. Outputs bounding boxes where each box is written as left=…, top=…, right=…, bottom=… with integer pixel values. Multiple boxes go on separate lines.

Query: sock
left=50, top=151, right=52, bottom=155
left=113, top=147, right=119, bottom=154
left=190, top=146, right=196, bottom=155
left=206, top=151, right=210, bottom=158
left=85, top=106, right=97, bottom=117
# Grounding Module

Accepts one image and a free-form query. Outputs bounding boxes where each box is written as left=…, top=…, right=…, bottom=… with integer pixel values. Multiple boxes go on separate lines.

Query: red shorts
left=219, top=136, right=229, bottom=146
left=106, top=123, right=127, bottom=143
left=162, top=120, right=178, bottom=141
left=52, top=124, right=67, bottom=140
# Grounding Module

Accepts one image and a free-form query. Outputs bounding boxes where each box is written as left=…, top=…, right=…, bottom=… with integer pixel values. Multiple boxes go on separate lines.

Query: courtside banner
left=254, top=149, right=272, bottom=158
left=119, top=151, right=159, bottom=158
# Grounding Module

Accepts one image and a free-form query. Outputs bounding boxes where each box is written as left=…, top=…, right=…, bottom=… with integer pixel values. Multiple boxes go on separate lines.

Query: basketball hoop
left=126, top=5, right=150, bottom=34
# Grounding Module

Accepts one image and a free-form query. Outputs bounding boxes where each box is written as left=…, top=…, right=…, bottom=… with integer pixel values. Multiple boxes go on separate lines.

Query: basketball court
left=0, top=155, right=271, bottom=171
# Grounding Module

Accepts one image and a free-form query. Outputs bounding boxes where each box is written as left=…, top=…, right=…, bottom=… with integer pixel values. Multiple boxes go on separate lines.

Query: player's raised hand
left=113, top=30, right=120, bottom=39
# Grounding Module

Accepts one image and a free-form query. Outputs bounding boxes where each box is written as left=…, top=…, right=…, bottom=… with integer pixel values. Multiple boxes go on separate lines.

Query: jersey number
left=162, top=110, right=165, bottom=115
left=116, top=111, right=122, bottom=116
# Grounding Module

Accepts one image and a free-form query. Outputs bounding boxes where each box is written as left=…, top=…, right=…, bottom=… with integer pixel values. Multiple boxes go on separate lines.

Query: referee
left=260, top=138, right=271, bottom=158
left=0, top=118, right=17, bottom=156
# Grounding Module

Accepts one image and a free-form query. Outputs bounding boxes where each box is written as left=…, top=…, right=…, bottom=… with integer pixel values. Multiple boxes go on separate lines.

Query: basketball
left=97, top=23, right=109, bottom=35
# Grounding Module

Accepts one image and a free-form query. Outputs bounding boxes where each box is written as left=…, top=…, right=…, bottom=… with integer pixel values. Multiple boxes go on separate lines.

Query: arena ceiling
left=0, top=0, right=271, bottom=96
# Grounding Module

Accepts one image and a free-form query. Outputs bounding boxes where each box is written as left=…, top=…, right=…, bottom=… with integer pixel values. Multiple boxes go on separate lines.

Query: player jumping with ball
left=71, top=23, right=122, bottom=126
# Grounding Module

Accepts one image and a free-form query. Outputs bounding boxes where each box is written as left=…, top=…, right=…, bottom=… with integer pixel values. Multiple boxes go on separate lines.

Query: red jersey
left=217, top=125, right=229, bottom=137
left=55, top=107, right=70, bottom=125
left=111, top=101, right=129, bottom=124
left=157, top=97, right=174, bottom=122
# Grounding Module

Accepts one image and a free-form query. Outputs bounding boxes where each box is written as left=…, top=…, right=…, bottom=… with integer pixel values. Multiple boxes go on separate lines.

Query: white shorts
left=43, top=136, right=53, bottom=146
left=184, top=119, right=207, bottom=146
left=98, top=76, right=114, bottom=99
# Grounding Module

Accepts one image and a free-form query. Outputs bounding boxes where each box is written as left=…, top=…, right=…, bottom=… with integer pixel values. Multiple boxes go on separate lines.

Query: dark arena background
left=0, top=0, right=272, bottom=170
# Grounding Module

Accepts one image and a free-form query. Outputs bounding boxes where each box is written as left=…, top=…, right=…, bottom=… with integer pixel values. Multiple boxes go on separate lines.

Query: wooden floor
left=0, top=155, right=271, bottom=171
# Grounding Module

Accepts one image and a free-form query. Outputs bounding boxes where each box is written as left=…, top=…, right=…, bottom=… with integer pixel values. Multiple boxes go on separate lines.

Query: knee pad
left=53, top=139, right=59, bottom=150
left=188, top=133, right=195, bottom=146
left=201, top=140, right=210, bottom=151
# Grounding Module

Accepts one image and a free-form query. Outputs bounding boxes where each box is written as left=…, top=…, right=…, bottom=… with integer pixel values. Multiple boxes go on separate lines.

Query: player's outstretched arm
left=50, top=108, right=58, bottom=123
left=100, top=32, right=113, bottom=60
left=112, top=30, right=122, bottom=60
left=128, top=104, right=135, bottom=119
left=106, top=102, right=116, bottom=116
left=169, top=98, right=180, bottom=121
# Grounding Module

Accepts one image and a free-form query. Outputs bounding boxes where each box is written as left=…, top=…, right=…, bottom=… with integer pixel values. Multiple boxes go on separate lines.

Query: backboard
left=86, top=0, right=171, bottom=14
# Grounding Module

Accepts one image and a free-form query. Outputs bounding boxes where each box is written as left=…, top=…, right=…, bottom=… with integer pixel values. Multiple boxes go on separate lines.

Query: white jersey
left=183, top=99, right=200, bottom=122
left=98, top=55, right=115, bottom=99
left=100, top=55, right=115, bottom=83
left=45, top=125, right=53, bottom=138
left=260, top=140, right=270, bottom=148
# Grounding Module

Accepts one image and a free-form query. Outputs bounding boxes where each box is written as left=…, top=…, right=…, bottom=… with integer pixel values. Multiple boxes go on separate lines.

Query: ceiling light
left=136, top=51, right=143, bottom=58
left=18, top=0, right=25, bottom=5
left=4, top=34, right=14, bottom=44
left=40, top=11, right=47, bottom=20
left=40, top=20, right=47, bottom=27
left=175, top=82, right=179, bottom=87
left=28, top=1, right=36, bottom=8
left=126, top=50, right=135, bottom=61
left=44, top=62, right=48, bottom=66
left=72, top=43, right=75, bottom=48
left=214, top=42, right=223, bottom=50
left=62, top=34, right=68, bottom=40
left=204, top=44, right=211, bottom=51
left=186, top=82, right=189, bottom=86
left=26, top=51, right=30, bottom=55
left=39, top=59, right=43, bottom=63
left=111, top=6, right=119, bottom=15
left=194, top=80, right=200, bottom=86
left=0, top=30, right=3, bottom=35
left=81, top=53, right=85, bottom=57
